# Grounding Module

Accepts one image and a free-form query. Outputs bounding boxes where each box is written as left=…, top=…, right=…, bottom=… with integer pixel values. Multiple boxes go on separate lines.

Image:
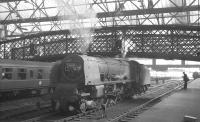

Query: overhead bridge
left=140, top=59, right=200, bottom=71
left=0, top=25, right=200, bottom=61
left=147, top=65, right=200, bottom=71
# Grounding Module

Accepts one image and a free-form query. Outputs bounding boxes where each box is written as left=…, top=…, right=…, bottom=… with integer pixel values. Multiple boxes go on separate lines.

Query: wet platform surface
left=132, top=78, right=200, bottom=122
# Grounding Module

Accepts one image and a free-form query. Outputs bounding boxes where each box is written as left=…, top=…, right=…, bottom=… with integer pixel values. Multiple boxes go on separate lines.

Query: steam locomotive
left=0, top=59, right=53, bottom=97
left=50, top=54, right=151, bottom=113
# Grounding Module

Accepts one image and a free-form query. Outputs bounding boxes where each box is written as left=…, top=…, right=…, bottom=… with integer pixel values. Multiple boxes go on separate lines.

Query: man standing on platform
left=183, top=72, right=189, bottom=89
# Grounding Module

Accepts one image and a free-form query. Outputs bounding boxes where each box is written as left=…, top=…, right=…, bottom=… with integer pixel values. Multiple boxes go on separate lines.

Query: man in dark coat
left=183, top=72, right=189, bottom=89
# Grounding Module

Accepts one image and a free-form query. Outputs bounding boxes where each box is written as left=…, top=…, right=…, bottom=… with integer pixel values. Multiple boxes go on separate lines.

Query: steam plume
left=55, top=0, right=98, bottom=54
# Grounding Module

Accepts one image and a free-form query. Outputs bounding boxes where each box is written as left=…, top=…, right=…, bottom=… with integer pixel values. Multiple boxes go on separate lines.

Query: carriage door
left=28, top=68, right=35, bottom=87
left=0, top=66, right=2, bottom=80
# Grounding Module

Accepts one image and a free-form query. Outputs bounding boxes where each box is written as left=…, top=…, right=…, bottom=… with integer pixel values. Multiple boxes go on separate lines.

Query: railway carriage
left=0, top=59, right=53, bottom=97
left=50, top=54, right=151, bottom=113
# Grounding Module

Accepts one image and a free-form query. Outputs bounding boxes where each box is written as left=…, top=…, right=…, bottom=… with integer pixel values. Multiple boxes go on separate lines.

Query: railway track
left=11, top=79, right=188, bottom=122
left=0, top=95, right=51, bottom=120
left=110, top=80, right=192, bottom=122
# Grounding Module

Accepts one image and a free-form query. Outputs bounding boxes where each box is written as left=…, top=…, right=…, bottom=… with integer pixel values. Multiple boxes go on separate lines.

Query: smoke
left=165, top=0, right=187, bottom=24
left=173, top=0, right=187, bottom=24
left=122, top=39, right=127, bottom=58
left=122, top=39, right=136, bottom=58
left=0, top=25, right=5, bottom=39
left=55, top=0, right=98, bottom=54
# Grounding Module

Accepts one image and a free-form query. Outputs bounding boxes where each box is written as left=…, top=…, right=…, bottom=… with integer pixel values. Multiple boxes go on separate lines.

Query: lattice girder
left=0, top=25, right=200, bottom=61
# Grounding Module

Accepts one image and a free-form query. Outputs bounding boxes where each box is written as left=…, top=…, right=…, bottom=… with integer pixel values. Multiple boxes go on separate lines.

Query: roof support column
left=181, top=60, right=185, bottom=66
left=152, top=58, right=156, bottom=66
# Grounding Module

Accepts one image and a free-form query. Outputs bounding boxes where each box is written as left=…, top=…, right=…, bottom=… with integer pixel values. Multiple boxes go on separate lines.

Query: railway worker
left=183, top=72, right=189, bottom=89
left=101, top=98, right=108, bottom=118
left=101, top=103, right=107, bottom=118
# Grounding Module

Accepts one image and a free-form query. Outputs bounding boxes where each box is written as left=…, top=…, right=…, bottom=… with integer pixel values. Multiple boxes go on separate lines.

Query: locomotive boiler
left=50, top=54, right=150, bottom=113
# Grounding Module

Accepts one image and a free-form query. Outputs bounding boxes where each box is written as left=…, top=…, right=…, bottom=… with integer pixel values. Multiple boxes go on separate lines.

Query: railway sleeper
left=119, top=119, right=129, bottom=122
left=126, top=115, right=137, bottom=118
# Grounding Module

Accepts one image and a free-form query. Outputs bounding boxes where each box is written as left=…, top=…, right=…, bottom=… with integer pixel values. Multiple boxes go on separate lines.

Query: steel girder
left=0, top=0, right=200, bottom=38
left=0, top=25, right=200, bottom=61
left=0, top=0, right=24, bottom=3
left=1, top=5, right=200, bottom=25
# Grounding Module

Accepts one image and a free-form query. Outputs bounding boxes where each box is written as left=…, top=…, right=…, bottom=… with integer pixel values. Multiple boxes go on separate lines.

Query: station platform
left=132, top=78, right=200, bottom=122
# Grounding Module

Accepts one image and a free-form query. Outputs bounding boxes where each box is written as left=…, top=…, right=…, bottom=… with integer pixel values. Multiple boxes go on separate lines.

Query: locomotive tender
left=0, top=59, right=53, bottom=97
left=51, top=54, right=151, bottom=113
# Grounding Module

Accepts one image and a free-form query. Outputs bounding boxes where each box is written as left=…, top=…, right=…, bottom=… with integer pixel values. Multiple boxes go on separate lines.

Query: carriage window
left=17, top=68, right=27, bottom=80
left=2, top=68, right=13, bottom=80
left=100, top=74, right=104, bottom=81
left=30, top=70, right=34, bottom=79
left=37, top=69, right=43, bottom=79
